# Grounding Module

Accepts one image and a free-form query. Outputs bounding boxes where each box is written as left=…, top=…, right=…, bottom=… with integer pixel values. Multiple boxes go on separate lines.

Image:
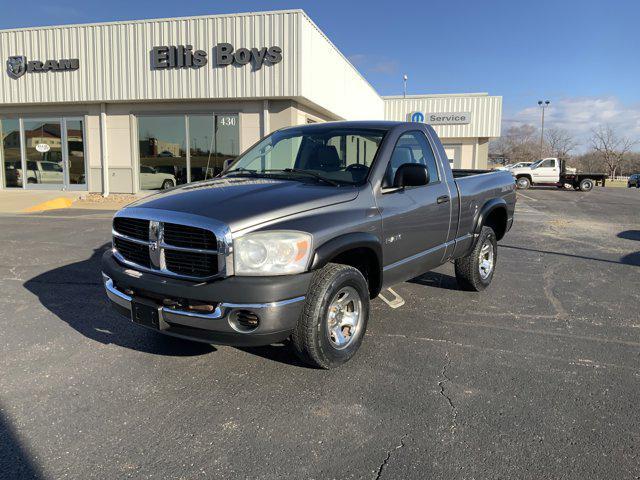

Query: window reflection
left=189, top=115, right=216, bottom=182
left=138, top=116, right=186, bottom=190
left=23, top=119, right=64, bottom=186
left=66, top=120, right=86, bottom=185
left=2, top=119, right=21, bottom=188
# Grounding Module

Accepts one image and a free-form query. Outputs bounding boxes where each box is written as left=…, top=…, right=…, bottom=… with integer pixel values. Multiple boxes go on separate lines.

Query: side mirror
left=222, top=158, right=234, bottom=171
left=393, top=163, right=429, bottom=188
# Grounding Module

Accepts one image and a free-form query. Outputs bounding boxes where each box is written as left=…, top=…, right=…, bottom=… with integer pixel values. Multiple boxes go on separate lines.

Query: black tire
left=27, top=177, right=37, bottom=184
left=291, top=263, right=369, bottom=369
left=161, top=179, right=175, bottom=190
left=579, top=178, right=594, bottom=192
left=516, top=176, right=531, bottom=190
left=454, top=226, right=497, bottom=292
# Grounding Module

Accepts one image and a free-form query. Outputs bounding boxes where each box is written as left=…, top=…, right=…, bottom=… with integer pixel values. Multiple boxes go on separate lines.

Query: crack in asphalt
left=438, top=351, right=457, bottom=436
left=374, top=433, right=407, bottom=480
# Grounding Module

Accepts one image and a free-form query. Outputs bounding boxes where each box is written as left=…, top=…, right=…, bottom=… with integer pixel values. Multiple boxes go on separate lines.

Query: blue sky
left=2, top=0, right=638, bottom=149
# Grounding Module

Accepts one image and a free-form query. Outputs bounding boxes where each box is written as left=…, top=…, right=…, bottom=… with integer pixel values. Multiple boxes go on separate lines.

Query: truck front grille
left=112, top=217, right=223, bottom=280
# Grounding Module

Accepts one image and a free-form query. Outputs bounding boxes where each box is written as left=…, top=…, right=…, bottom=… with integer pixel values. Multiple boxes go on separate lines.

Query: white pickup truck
left=511, top=157, right=607, bottom=192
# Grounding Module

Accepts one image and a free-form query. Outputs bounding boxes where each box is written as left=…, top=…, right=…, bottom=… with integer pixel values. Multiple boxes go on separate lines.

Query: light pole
left=403, top=74, right=408, bottom=99
left=538, top=100, right=550, bottom=158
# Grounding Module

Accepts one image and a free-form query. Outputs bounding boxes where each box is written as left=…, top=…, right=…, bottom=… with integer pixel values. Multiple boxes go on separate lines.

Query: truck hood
left=509, top=167, right=533, bottom=175
left=125, top=177, right=359, bottom=232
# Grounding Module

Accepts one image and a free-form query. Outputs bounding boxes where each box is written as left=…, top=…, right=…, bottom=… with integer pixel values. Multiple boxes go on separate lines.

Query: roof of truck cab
left=279, top=121, right=407, bottom=131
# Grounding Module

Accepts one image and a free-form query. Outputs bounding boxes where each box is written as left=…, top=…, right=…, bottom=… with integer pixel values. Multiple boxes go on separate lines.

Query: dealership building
left=0, top=10, right=501, bottom=194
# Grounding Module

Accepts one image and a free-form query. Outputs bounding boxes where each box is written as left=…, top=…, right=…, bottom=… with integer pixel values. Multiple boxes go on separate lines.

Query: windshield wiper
left=225, top=167, right=258, bottom=175
left=277, top=168, right=341, bottom=186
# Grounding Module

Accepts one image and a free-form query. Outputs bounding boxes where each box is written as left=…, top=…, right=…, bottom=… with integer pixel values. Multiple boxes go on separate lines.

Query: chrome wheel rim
left=517, top=178, right=528, bottom=188
left=326, top=286, right=362, bottom=350
left=478, top=240, right=494, bottom=280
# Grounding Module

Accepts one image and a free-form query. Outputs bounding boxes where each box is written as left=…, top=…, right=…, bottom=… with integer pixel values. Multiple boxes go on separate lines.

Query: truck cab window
left=386, top=131, right=440, bottom=186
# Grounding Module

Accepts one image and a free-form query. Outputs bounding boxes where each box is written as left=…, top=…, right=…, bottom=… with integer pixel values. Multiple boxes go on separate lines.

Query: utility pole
left=403, top=74, right=408, bottom=99
left=538, top=100, right=550, bottom=158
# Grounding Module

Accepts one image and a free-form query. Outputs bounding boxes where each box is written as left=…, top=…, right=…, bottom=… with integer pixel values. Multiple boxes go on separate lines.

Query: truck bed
left=452, top=169, right=492, bottom=178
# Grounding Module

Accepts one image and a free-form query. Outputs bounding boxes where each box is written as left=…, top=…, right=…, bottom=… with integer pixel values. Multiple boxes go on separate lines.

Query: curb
left=23, top=197, right=75, bottom=213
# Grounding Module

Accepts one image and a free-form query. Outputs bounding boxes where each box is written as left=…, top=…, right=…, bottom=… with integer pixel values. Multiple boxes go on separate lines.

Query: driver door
left=377, top=130, right=452, bottom=285
left=532, top=158, right=559, bottom=183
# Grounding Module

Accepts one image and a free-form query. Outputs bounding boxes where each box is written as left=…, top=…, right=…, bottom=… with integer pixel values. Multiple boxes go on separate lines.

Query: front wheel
left=161, top=179, right=175, bottom=190
left=291, top=263, right=369, bottom=369
left=516, top=177, right=531, bottom=189
left=454, top=226, right=497, bottom=291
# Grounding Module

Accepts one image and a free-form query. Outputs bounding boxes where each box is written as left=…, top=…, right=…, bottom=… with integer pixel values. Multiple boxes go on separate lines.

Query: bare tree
left=590, top=125, right=636, bottom=178
left=545, top=127, right=577, bottom=161
left=490, top=124, right=540, bottom=165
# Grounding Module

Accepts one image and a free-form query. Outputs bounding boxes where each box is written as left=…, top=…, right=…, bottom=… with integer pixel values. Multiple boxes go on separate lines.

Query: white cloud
left=347, top=54, right=398, bottom=75
left=504, top=96, right=640, bottom=151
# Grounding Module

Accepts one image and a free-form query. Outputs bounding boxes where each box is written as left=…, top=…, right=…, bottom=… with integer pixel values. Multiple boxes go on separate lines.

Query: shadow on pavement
left=23, top=244, right=215, bottom=357
left=0, top=406, right=44, bottom=480
left=408, top=271, right=460, bottom=290
left=501, top=244, right=640, bottom=267
left=617, top=230, right=640, bottom=241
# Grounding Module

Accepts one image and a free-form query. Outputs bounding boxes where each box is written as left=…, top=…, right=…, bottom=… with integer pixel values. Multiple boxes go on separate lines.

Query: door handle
left=437, top=195, right=449, bottom=204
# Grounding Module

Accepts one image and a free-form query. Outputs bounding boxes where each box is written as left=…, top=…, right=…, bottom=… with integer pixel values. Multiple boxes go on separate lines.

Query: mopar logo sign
left=409, top=111, right=425, bottom=123
left=408, top=111, right=472, bottom=125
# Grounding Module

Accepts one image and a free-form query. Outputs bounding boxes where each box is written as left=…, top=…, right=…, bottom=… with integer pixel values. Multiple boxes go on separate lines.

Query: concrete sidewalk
left=0, top=191, right=145, bottom=214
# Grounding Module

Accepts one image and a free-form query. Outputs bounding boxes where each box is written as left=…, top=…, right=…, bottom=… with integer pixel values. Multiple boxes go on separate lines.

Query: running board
left=378, top=288, right=405, bottom=309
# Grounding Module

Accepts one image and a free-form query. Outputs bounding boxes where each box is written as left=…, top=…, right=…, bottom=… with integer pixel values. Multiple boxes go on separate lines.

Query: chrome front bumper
left=102, top=274, right=306, bottom=346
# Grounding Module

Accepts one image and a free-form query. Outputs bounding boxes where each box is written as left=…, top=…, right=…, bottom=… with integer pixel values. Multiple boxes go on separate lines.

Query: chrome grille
left=112, top=216, right=224, bottom=280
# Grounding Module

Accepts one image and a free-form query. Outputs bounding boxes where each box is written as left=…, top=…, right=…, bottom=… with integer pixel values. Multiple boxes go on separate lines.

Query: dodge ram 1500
left=102, top=121, right=516, bottom=368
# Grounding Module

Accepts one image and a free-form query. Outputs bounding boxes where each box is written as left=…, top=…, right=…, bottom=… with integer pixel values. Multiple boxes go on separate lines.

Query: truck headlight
left=234, top=231, right=313, bottom=276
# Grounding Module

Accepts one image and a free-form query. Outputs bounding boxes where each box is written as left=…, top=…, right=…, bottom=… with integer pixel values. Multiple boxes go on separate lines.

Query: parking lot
left=1, top=186, right=639, bottom=479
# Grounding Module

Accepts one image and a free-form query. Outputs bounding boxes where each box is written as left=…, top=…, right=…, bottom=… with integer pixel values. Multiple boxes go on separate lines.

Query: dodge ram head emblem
left=7, top=55, right=27, bottom=79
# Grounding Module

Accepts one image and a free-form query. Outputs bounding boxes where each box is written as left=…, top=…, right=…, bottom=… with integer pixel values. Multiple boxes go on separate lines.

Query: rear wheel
left=454, top=226, right=497, bottom=292
left=579, top=178, right=594, bottom=192
left=291, top=263, right=369, bottom=369
left=516, top=177, right=531, bottom=189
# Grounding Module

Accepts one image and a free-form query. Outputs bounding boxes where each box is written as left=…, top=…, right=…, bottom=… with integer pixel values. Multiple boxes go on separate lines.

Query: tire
left=516, top=176, right=531, bottom=190
left=161, top=179, right=175, bottom=190
left=454, top=226, right=497, bottom=292
left=27, top=177, right=37, bottom=184
left=579, top=178, right=594, bottom=192
left=291, top=263, right=369, bottom=369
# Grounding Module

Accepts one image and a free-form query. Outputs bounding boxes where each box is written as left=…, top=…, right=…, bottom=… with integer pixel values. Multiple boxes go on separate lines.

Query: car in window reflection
left=5, top=160, right=64, bottom=185
left=140, top=165, right=177, bottom=190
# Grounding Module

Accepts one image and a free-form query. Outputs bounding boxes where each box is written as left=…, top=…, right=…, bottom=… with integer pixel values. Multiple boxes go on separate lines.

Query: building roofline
left=0, top=9, right=307, bottom=33
left=382, top=93, right=491, bottom=99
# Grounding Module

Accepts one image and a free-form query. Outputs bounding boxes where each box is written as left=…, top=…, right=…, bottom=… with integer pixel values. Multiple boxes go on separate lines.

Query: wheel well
left=329, top=247, right=381, bottom=299
left=484, top=207, right=508, bottom=240
left=516, top=174, right=532, bottom=181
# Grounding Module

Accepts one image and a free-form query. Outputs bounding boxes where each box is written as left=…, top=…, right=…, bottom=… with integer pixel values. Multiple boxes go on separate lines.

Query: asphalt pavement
left=1, top=186, right=639, bottom=479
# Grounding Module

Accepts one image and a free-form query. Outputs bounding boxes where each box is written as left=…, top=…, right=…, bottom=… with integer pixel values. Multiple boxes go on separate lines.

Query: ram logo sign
left=7, top=56, right=26, bottom=79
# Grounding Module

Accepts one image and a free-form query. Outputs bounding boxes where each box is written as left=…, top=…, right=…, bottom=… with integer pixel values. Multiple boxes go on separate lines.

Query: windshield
left=224, top=126, right=387, bottom=185
left=529, top=160, right=543, bottom=169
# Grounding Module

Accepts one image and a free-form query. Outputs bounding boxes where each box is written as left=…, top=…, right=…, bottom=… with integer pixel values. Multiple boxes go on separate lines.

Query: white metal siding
left=384, top=95, right=502, bottom=138
left=0, top=11, right=301, bottom=104
left=298, top=16, right=384, bottom=120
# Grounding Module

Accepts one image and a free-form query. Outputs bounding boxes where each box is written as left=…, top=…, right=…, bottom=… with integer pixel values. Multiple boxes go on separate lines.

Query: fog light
left=229, top=310, right=260, bottom=332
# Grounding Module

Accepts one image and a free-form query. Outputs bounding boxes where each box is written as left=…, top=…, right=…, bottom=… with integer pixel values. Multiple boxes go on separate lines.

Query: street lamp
left=403, top=74, right=408, bottom=99
left=538, top=100, right=550, bottom=158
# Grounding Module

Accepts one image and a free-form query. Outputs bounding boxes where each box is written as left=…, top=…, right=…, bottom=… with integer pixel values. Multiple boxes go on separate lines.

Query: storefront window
left=2, top=119, right=21, bottom=188
left=66, top=119, right=86, bottom=185
left=189, top=115, right=216, bottom=182
left=138, top=113, right=238, bottom=190
left=138, top=116, right=187, bottom=190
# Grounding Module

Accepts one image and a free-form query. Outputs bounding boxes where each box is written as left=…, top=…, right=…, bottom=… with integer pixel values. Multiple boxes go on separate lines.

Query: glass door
left=23, top=118, right=65, bottom=189
left=21, top=117, right=87, bottom=191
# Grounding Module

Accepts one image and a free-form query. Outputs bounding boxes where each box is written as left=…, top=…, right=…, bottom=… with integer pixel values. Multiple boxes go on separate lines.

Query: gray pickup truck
left=102, top=121, right=516, bottom=368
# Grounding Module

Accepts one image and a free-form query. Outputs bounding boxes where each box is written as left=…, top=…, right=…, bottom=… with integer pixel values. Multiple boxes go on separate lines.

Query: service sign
left=408, top=111, right=472, bottom=125
left=35, top=143, right=51, bottom=153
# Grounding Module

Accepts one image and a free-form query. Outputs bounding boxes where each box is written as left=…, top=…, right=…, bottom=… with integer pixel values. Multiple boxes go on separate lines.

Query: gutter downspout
left=100, top=103, right=109, bottom=197
left=262, top=99, right=270, bottom=137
